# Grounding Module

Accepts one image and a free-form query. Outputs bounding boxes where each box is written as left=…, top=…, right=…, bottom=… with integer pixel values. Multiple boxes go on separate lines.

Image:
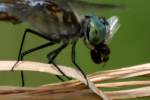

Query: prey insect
left=0, top=0, right=120, bottom=87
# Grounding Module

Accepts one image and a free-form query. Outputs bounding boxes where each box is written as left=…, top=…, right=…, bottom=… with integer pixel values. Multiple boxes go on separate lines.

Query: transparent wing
left=64, top=0, right=124, bottom=15
left=0, top=0, right=124, bottom=16
left=105, top=16, right=120, bottom=44
left=38, top=0, right=124, bottom=16
left=68, top=0, right=123, bottom=9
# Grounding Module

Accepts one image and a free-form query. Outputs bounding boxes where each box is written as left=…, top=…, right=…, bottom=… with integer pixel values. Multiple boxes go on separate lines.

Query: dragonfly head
left=83, top=16, right=120, bottom=64
left=85, top=16, right=109, bottom=46
left=83, top=16, right=110, bottom=64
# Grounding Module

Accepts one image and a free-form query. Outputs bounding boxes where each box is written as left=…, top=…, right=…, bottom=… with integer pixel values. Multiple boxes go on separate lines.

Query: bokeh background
left=0, top=0, right=149, bottom=99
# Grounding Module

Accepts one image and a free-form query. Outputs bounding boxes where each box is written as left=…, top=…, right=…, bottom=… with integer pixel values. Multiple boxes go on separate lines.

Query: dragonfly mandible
left=0, top=0, right=120, bottom=87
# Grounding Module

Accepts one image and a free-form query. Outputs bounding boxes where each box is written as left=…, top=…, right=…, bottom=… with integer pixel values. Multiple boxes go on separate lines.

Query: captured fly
left=0, top=0, right=120, bottom=86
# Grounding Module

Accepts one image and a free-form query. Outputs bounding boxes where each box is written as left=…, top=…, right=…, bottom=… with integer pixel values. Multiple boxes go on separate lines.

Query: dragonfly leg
left=12, top=28, right=52, bottom=70
left=51, top=61, right=70, bottom=81
left=19, top=42, right=55, bottom=86
left=47, top=43, right=72, bottom=80
left=20, top=42, right=70, bottom=82
left=71, top=40, right=89, bottom=87
left=12, top=28, right=55, bottom=87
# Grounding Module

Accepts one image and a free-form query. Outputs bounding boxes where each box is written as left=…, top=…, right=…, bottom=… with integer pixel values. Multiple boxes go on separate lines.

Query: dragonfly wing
left=105, top=16, right=120, bottom=44
left=63, top=0, right=124, bottom=15
left=69, top=0, right=122, bottom=9
left=42, top=0, right=124, bottom=16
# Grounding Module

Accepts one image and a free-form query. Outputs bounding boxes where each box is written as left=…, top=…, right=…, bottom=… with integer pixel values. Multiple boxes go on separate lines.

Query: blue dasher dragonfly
left=0, top=0, right=120, bottom=87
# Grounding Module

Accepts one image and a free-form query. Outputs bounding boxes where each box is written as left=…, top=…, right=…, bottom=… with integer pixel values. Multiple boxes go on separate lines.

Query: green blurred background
left=0, top=0, right=149, bottom=99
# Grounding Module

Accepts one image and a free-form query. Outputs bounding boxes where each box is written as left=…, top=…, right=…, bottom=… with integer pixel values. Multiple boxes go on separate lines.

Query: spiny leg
left=71, top=40, right=89, bottom=86
left=47, top=43, right=72, bottom=80
left=12, top=28, right=54, bottom=87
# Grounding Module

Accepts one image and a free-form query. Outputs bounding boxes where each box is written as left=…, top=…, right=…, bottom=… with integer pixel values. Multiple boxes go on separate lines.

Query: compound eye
left=89, top=28, right=101, bottom=45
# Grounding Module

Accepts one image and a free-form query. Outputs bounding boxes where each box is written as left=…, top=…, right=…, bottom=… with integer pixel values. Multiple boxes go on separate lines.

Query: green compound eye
left=87, top=16, right=108, bottom=46
left=89, top=28, right=101, bottom=45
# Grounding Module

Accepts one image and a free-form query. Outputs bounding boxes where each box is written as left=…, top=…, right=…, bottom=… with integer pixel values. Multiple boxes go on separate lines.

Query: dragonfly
left=0, top=0, right=120, bottom=87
